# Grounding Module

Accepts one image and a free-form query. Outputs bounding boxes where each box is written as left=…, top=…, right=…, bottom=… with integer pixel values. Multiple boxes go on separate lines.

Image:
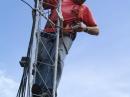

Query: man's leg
left=32, top=33, right=56, bottom=97
left=32, top=33, right=74, bottom=97
left=56, top=36, right=73, bottom=88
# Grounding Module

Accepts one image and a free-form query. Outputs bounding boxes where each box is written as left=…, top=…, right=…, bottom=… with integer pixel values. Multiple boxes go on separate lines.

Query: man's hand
left=63, top=24, right=83, bottom=32
left=71, top=22, right=84, bottom=32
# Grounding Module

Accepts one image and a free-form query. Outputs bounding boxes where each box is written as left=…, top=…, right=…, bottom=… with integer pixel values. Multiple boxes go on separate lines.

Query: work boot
left=41, top=89, right=52, bottom=97
left=32, top=84, right=42, bottom=97
left=41, top=92, right=50, bottom=97
left=42, top=88, right=57, bottom=97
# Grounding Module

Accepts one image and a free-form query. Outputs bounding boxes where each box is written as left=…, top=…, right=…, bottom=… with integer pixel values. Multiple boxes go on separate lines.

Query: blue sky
left=0, top=0, right=130, bottom=97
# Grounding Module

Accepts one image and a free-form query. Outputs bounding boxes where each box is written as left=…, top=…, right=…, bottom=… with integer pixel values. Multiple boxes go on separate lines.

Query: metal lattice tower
left=17, top=0, right=63, bottom=97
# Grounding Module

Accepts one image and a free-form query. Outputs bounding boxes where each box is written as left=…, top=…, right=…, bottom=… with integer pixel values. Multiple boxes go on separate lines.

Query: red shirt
left=43, top=0, right=97, bottom=32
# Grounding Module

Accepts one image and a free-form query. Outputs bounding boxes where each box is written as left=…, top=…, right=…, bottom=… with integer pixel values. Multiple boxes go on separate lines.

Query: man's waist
left=43, top=28, right=74, bottom=33
left=41, top=31, right=76, bottom=40
left=44, top=22, right=80, bottom=33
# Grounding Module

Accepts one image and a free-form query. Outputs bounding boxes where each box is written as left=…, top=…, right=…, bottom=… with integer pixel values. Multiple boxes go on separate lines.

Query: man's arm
left=80, top=5, right=99, bottom=35
left=84, top=26, right=99, bottom=35
left=80, top=22, right=99, bottom=35
left=64, top=22, right=99, bottom=35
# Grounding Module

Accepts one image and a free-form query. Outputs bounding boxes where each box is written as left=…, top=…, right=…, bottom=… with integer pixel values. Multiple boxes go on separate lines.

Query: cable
left=21, top=0, right=33, bottom=9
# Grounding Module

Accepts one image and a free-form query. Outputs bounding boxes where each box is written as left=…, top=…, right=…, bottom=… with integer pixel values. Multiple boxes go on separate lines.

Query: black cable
left=20, top=0, right=33, bottom=9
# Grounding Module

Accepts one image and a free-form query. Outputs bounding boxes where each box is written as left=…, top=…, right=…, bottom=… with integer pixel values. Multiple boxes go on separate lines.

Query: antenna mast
left=17, top=0, right=63, bottom=97
left=53, top=0, right=63, bottom=97
left=17, top=0, right=42, bottom=97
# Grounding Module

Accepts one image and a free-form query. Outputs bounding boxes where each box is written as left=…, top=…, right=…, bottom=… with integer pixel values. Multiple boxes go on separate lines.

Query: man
left=32, top=0, right=99, bottom=97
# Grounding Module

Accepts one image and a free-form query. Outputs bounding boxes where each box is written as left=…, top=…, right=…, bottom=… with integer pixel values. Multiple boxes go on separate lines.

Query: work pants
left=34, top=32, right=75, bottom=93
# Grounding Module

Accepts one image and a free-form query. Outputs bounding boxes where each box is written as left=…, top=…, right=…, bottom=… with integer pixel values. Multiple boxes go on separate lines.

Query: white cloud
left=0, top=56, right=130, bottom=97
left=0, top=70, right=18, bottom=97
left=58, top=61, right=130, bottom=97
